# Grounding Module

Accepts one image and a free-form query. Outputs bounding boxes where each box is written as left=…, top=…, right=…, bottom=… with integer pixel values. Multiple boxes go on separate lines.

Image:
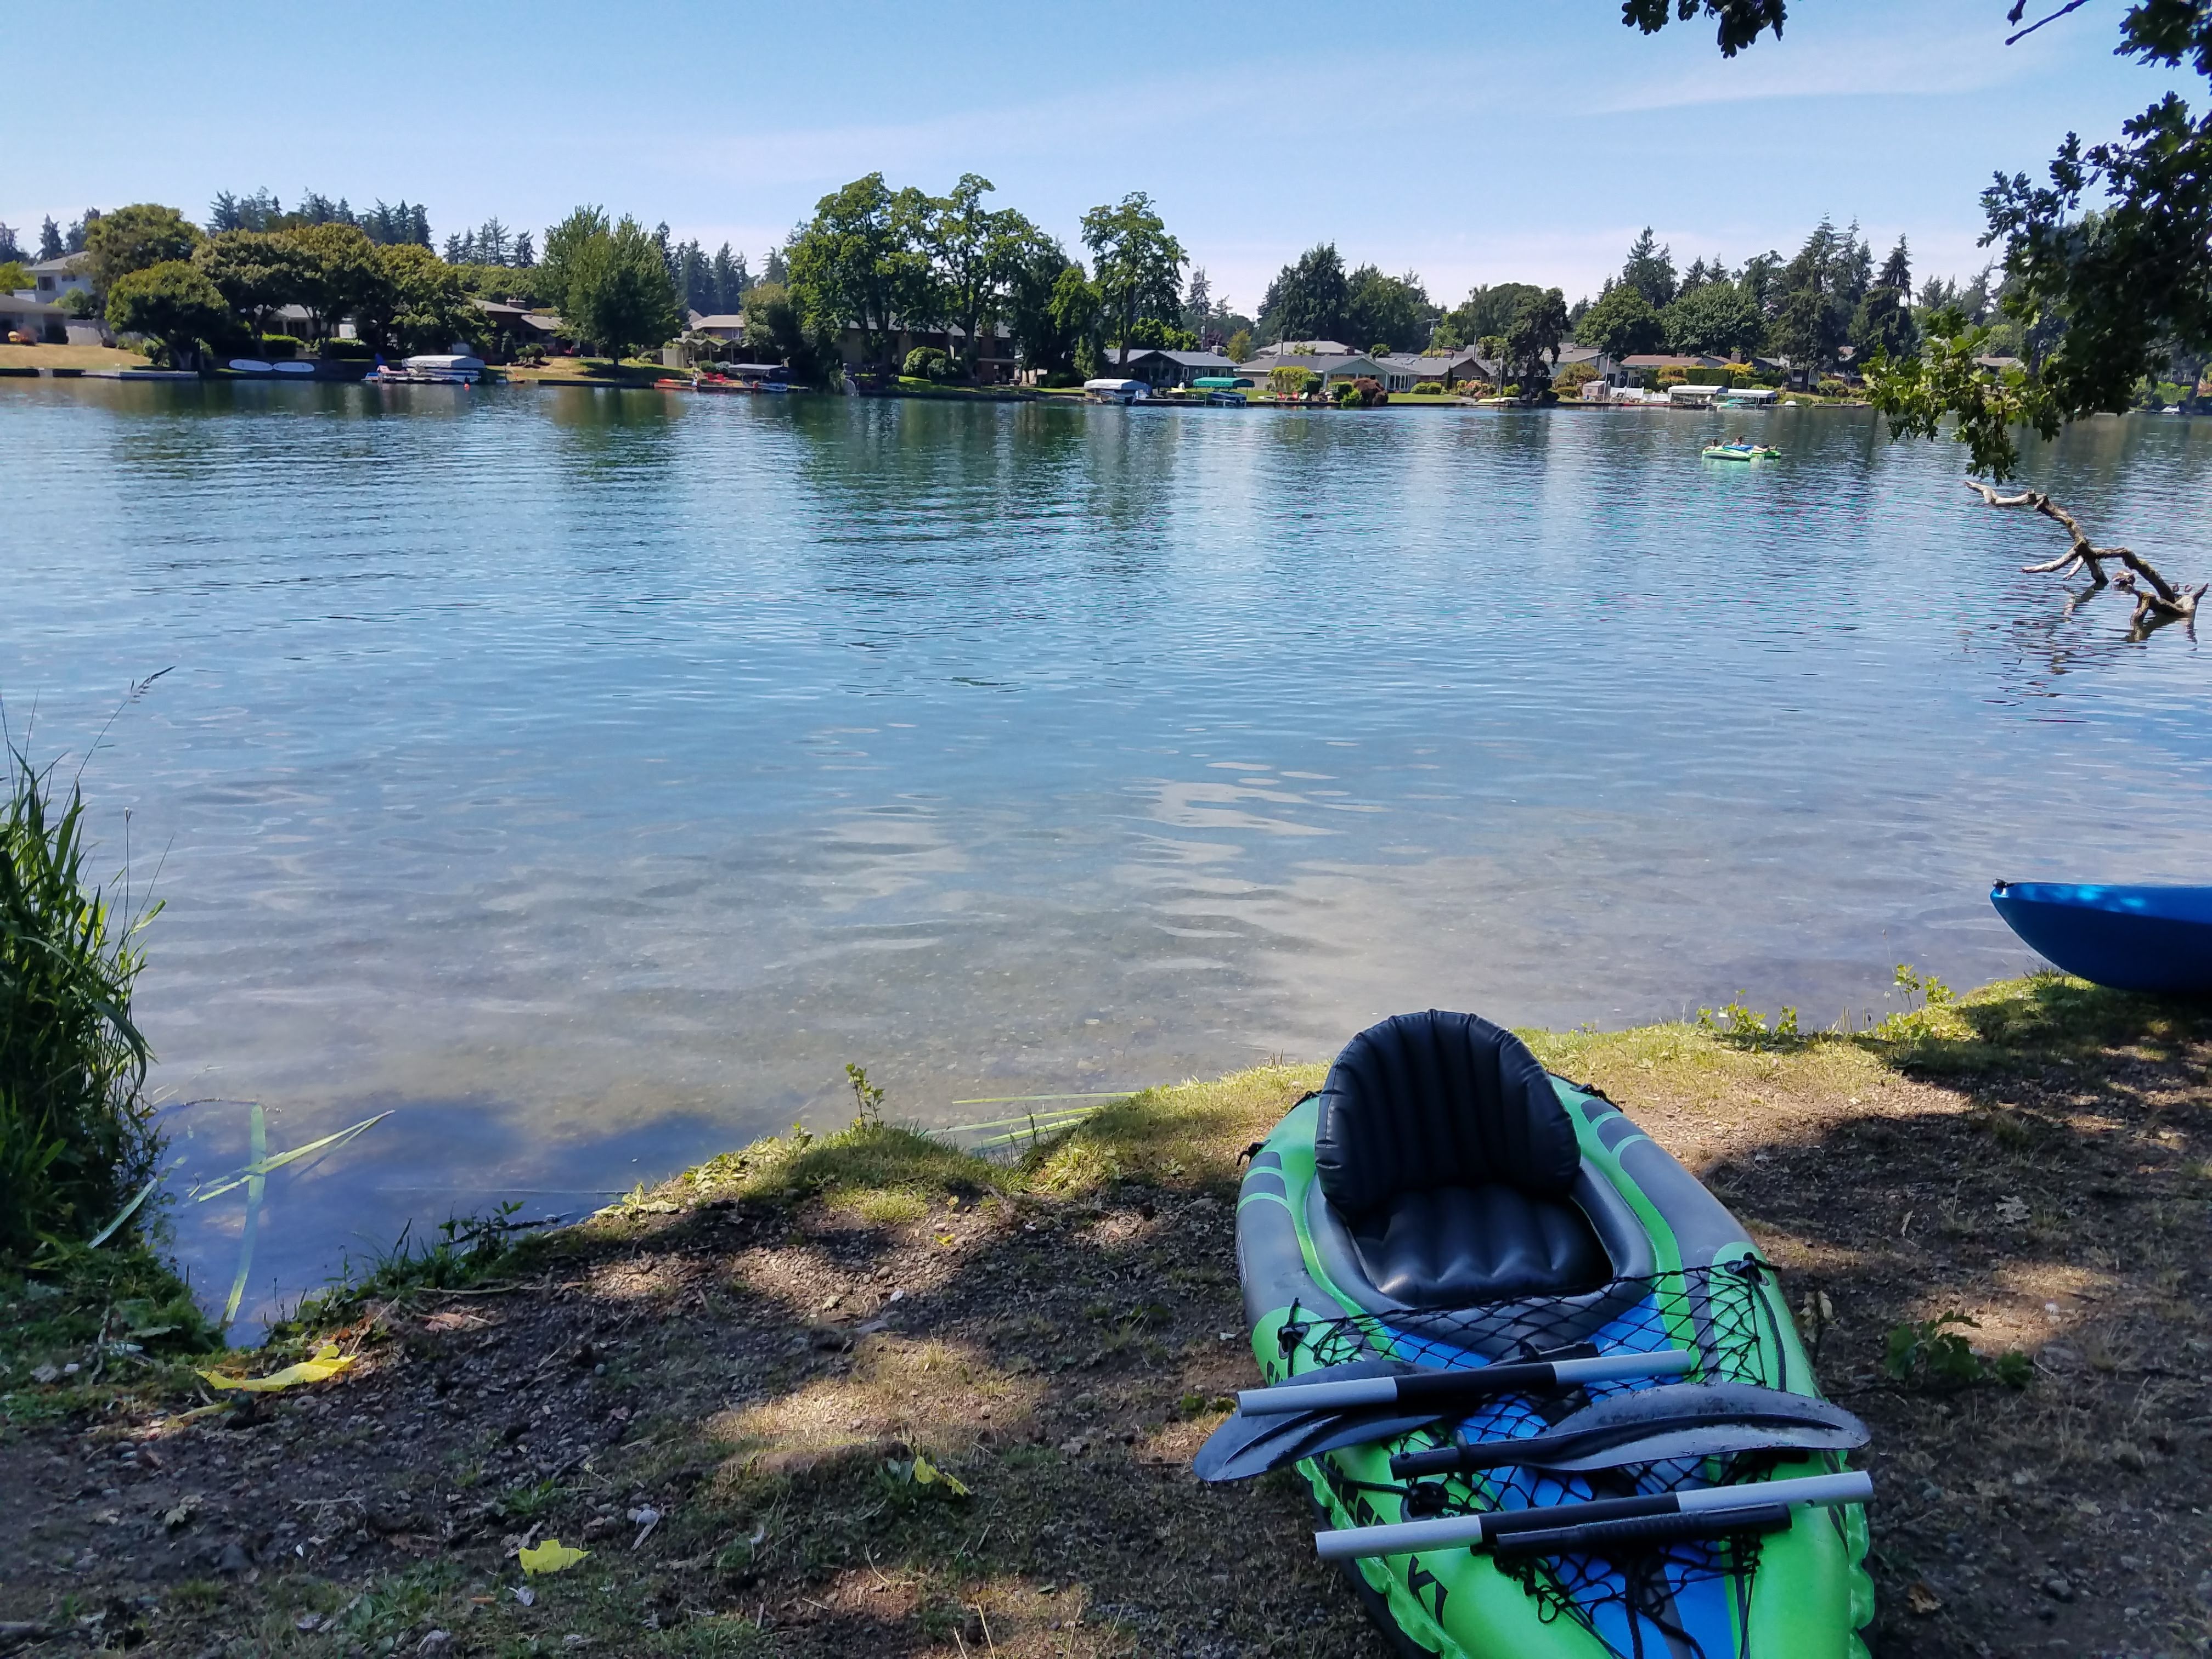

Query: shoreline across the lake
left=4, top=973, right=2207, bottom=1656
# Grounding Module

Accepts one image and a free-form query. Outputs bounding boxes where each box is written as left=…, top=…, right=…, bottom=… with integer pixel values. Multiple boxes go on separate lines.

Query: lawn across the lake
left=2, top=973, right=2207, bottom=1657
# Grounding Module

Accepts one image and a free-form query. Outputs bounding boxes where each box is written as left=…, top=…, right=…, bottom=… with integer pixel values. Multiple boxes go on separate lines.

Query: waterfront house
left=828, top=319, right=1020, bottom=383
left=1249, top=339, right=1354, bottom=359
left=689, top=312, right=747, bottom=342
left=23, top=255, right=91, bottom=304
left=1111, top=347, right=1238, bottom=389
left=1233, top=352, right=1387, bottom=393
left=1372, top=350, right=1489, bottom=392
left=478, top=302, right=565, bottom=354
left=0, top=293, right=69, bottom=343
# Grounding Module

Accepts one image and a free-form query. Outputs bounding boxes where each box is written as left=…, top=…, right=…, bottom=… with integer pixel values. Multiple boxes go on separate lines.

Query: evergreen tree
left=513, top=230, right=534, bottom=268
left=710, top=244, right=747, bottom=312
left=763, top=246, right=788, bottom=285
left=65, top=211, right=99, bottom=255
left=1851, top=235, right=1919, bottom=362
left=677, top=239, right=714, bottom=313
left=1262, top=244, right=1350, bottom=343
left=477, top=218, right=511, bottom=264
left=1621, top=227, right=1677, bottom=308
left=38, top=216, right=62, bottom=261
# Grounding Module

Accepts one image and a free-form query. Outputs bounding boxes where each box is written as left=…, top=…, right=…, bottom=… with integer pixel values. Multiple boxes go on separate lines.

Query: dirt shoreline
left=2, top=974, right=2207, bottom=1658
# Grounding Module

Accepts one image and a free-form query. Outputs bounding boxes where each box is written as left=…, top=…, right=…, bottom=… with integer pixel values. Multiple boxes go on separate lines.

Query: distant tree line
left=206, top=189, right=436, bottom=250
left=1572, top=221, right=1924, bottom=374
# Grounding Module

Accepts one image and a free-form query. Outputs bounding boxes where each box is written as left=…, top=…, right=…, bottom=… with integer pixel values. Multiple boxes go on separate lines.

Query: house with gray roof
left=1110, top=347, right=1238, bottom=388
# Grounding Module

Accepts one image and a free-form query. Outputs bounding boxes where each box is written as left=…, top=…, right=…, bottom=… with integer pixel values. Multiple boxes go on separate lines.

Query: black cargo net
left=1288, top=1262, right=1818, bottom=1659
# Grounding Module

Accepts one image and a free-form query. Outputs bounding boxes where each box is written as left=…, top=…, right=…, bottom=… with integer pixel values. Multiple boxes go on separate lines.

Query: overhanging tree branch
left=1961, top=478, right=2206, bottom=630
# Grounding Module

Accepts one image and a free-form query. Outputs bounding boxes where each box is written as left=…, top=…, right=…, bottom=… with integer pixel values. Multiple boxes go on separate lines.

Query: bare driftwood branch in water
left=1962, top=479, right=2206, bottom=634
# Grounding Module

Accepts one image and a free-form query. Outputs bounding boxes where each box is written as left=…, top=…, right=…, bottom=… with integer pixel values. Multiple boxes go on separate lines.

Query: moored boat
left=1217, top=1010, right=1874, bottom=1657
left=1702, top=442, right=1781, bottom=460
left=1083, top=377, right=1148, bottom=404
left=368, top=354, right=485, bottom=385
left=1990, top=881, right=2212, bottom=994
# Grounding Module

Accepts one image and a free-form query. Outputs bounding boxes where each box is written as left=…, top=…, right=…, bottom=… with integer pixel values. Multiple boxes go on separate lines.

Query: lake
left=6, top=381, right=2210, bottom=1333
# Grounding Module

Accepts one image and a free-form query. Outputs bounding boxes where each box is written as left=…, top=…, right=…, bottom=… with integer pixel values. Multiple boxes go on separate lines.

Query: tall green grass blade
left=86, top=1156, right=180, bottom=1248
left=943, top=1105, right=1103, bottom=1135
left=2, top=740, right=161, bottom=1265
left=190, top=1111, right=392, bottom=1203
left=220, top=1104, right=267, bottom=1328
left=947, top=1092, right=1133, bottom=1106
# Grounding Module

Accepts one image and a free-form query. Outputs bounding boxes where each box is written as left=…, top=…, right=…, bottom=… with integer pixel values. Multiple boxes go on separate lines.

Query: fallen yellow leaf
left=518, top=1539, right=590, bottom=1576
left=910, top=1452, right=972, bottom=1497
left=198, top=1342, right=353, bottom=1393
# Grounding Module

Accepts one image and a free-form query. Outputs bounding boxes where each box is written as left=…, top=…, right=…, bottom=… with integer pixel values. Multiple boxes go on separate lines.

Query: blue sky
left=8, top=1, right=2190, bottom=311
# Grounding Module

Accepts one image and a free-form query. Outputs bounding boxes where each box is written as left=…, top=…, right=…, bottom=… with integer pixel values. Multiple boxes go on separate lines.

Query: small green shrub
left=1330, top=380, right=1362, bottom=407
left=1, top=747, right=162, bottom=1263
left=1695, top=997, right=1802, bottom=1050
left=903, top=346, right=950, bottom=381
left=257, top=333, right=305, bottom=358
left=1413, top=380, right=1445, bottom=394
left=318, top=338, right=374, bottom=359
left=1882, top=1311, right=2032, bottom=1390
left=1042, top=369, right=1081, bottom=388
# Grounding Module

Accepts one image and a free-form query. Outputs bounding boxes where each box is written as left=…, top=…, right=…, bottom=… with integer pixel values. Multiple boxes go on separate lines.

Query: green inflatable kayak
left=1215, top=1011, right=1874, bottom=1658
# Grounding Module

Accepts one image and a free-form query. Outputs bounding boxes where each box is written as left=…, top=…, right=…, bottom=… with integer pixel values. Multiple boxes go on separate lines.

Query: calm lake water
left=6, top=381, right=2210, bottom=1331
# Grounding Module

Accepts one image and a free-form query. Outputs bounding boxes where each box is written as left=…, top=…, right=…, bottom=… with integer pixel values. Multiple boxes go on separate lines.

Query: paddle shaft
left=1312, top=1470, right=1872, bottom=1561
left=1240, top=1349, right=1696, bottom=1417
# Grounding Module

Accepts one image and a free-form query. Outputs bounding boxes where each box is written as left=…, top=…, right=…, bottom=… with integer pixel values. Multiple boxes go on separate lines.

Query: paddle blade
left=1525, top=1418, right=1869, bottom=1473
left=1195, top=1404, right=1443, bottom=1482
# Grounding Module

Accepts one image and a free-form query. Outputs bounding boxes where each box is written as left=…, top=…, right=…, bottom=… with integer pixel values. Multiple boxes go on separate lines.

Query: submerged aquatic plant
left=0, top=743, right=162, bottom=1263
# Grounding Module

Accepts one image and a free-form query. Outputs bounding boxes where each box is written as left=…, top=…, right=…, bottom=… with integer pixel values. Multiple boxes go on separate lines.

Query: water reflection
left=2, top=382, right=2209, bottom=1331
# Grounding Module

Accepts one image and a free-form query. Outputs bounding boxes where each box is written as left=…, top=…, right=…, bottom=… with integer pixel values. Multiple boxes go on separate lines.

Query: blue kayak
left=1989, top=882, right=2212, bottom=994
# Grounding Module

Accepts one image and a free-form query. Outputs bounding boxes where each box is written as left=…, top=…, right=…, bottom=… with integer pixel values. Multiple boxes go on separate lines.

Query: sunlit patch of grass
left=827, top=1187, right=929, bottom=1224
left=1038, top=1064, right=1326, bottom=1192
left=666, top=1120, right=1013, bottom=1216
left=710, top=1334, right=1039, bottom=1480
left=1523, top=1020, right=1892, bottom=1116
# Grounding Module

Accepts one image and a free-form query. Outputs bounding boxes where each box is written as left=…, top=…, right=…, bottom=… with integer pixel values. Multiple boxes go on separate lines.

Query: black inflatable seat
left=1313, top=1010, right=1612, bottom=1307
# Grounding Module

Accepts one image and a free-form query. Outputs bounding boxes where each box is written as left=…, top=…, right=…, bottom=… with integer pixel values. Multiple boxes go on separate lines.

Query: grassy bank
left=0, top=344, right=153, bottom=373
left=1, top=974, right=2208, bottom=1657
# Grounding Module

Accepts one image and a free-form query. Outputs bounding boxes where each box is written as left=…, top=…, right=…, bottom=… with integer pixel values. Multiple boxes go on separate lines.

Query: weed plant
left=1, top=746, right=162, bottom=1263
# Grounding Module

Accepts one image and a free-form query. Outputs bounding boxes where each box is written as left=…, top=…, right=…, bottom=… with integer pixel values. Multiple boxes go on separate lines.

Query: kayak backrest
left=1312, top=1011, right=1581, bottom=1222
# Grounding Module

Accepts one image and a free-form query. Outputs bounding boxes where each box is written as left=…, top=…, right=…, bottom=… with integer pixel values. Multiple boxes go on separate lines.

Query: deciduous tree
left=786, top=174, right=927, bottom=369
left=1577, top=283, right=1667, bottom=359
left=566, top=216, right=683, bottom=362
left=379, top=242, right=482, bottom=354
left=194, top=231, right=317, bottom=337
left=1080, top=192, right=1186, bottom=369
left=1664, top=278, right=1766, bottom=358
left=283, top=222, right=396, bottom=340
left=1504, top=288, right=1570, bottom=395
left=83, top=204, right=202, bottom=299
left=105, top=260, right=230, bottom=368
left=1345, top=266, right=1436, bottom=354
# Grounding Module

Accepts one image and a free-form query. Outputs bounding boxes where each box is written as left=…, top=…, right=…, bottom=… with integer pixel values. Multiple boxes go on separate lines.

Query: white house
left=22, top=255, right=92, bottom=304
